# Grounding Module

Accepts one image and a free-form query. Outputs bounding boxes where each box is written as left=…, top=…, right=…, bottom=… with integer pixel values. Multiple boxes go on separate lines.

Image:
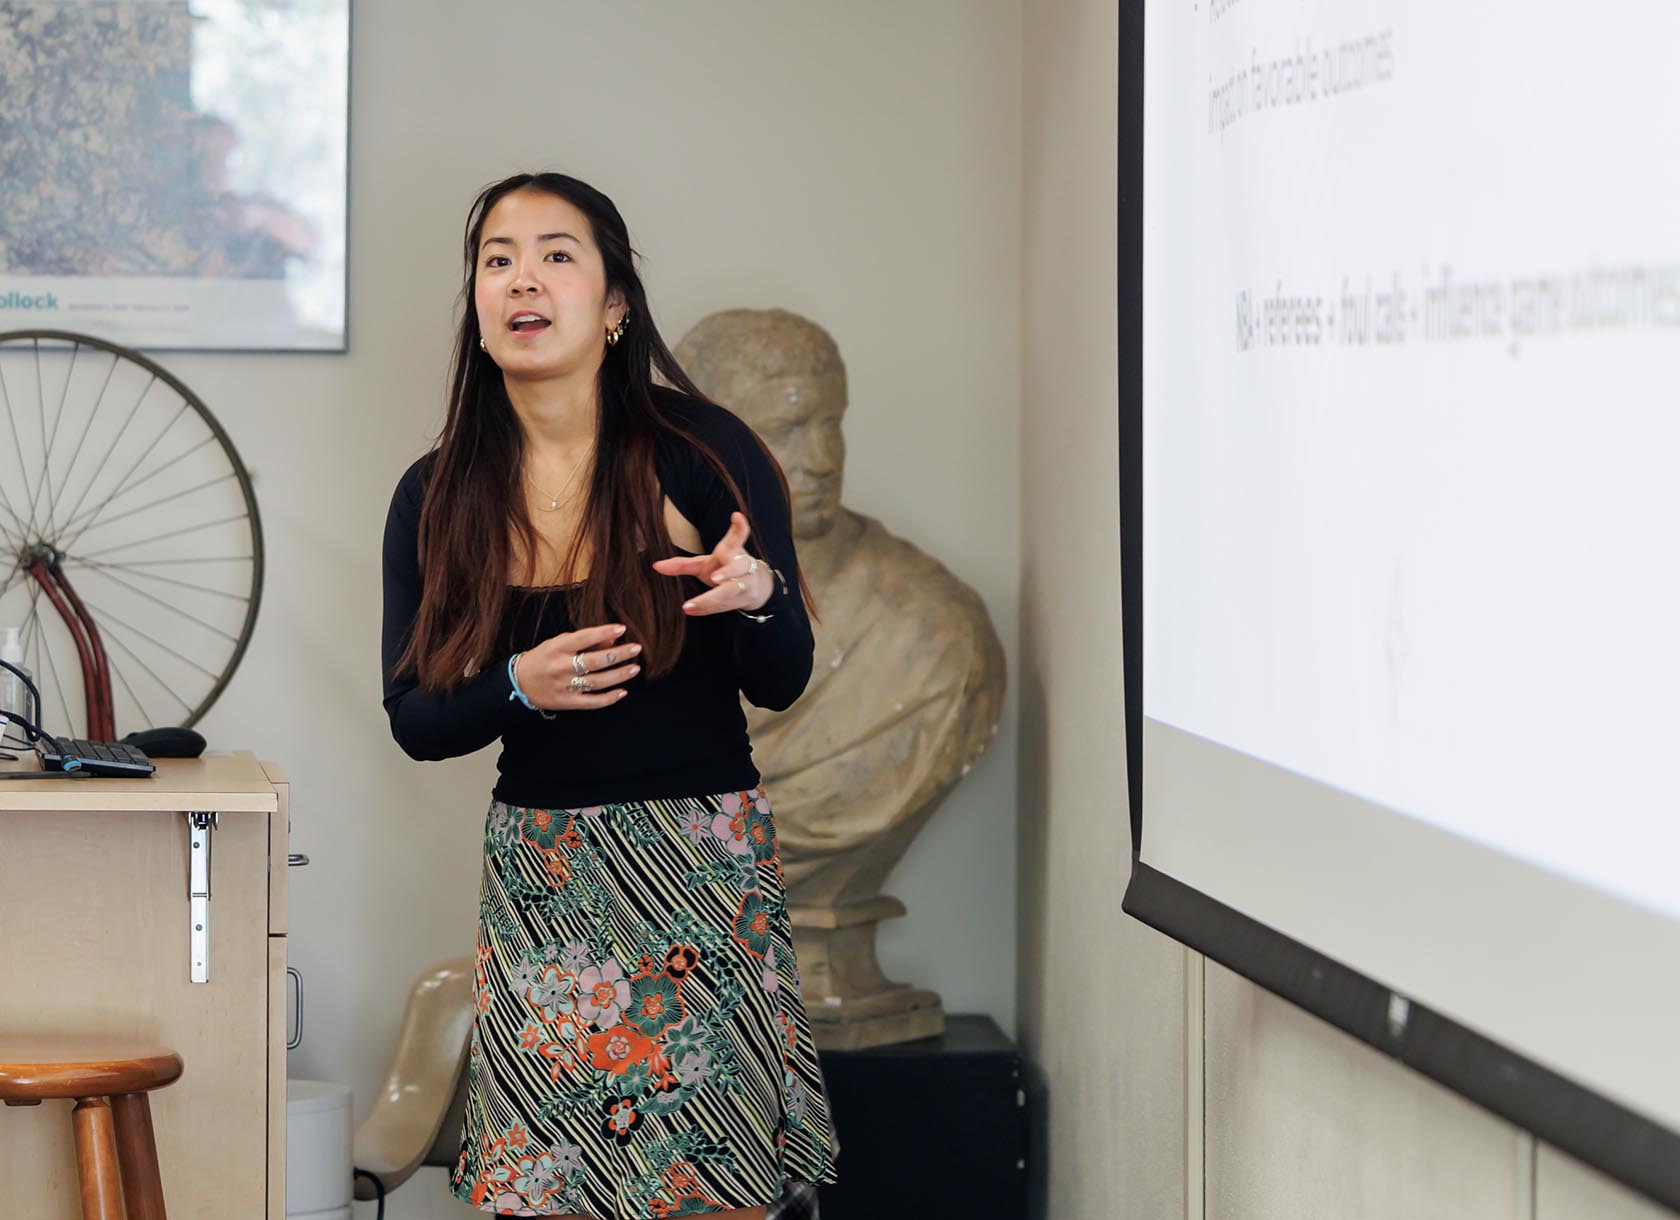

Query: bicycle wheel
left=0, top=330, right=264, bottom=740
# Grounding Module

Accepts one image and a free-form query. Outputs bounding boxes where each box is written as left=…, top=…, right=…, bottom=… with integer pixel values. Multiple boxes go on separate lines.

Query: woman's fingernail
left=628, top=644, right=642, bottom=655
left=682, top=601, right=694, bottom=612
left=616, top=690, right=628, bottom=699
left=629, top=665, right=641, bottom=676
left=613, top=625, right=627, bottom=636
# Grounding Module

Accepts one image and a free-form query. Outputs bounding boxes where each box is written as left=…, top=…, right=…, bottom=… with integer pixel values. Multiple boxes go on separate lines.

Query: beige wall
left=144, top=4, right=1021, bottom=1202
left=1018, top=2, right=1679, bottom=1219
left=1018, top=1, right=1189, bottom=1216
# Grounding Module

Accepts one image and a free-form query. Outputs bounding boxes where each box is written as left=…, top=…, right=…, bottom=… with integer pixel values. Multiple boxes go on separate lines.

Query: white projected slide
left=1143, top=0, right=1680, bottom=1129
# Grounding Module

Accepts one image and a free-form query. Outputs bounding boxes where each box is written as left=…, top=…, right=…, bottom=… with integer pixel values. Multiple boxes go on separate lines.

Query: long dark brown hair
left=399, top=172, right=809, bottom=690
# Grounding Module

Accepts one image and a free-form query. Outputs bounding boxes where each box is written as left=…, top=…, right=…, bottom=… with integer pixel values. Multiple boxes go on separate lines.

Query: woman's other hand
left=516, top=624, right=641, bottom=709
left=651, top=513, right=774, bottom=616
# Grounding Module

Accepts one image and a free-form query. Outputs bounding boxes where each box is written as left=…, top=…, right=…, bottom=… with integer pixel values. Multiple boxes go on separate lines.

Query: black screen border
left=1115, top=2, right=1680, bottom=1208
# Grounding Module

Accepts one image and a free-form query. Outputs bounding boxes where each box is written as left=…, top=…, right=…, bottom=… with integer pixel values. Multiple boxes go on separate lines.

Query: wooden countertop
left=0, top=752, right=279, bottom=812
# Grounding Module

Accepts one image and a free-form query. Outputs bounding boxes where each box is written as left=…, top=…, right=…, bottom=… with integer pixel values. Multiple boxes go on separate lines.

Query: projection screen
left=1121, top=2, right=1680, bottom=1204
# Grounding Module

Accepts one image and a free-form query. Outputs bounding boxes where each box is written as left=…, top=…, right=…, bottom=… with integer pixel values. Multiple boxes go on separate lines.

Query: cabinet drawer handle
left=286, top=967, right=304, bottom=1050
left=287, top=853, right=310, bottom=867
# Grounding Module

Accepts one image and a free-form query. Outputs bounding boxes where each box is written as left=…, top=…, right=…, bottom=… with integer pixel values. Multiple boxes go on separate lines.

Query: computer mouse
left=121, top=727, right=208, bottom=759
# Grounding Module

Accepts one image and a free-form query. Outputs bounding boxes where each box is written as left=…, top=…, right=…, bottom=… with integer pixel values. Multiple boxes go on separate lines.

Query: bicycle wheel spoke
left=34, top=601, right=76, bottom=738
left=58, top=397, right=188, bottom=554
left=55, top=435, right=218, bottom=537
left=31, top=341, right=45, bottom=514
left=78, top=512, right=250, bottom=561
left=32, top=339, right=80, bottom=534
left=17, top=597, right=44, bottom=731
left=104, top=637, right=156, bottom=730
left=62, top=556, right=251, bottom=603
left=0, top=450, right=32, bottom=550
left=45, top=350, right=120, bottom=537
left=0, top=350, right=41, bottom=529
left=0, top=494, right=21, bottom=529
left=71, top=554, right=253, bottom=568
left=61, top=467, right=233, bottom=550
left=0, top=561, right=27, bottom=605
left=24, top=338, right=64, bottom=531
left=96, top=624, right=193, bottom=717
left=20, top=589, right=41, bottom=655
left=75, top=564, right=240, bottom=644
left=0, top=494, right=28, bottom=553
left=40, top=339, right=77, bottom=524
left=83, top=598, right=222, bottom=684
left=53, top=371, right=159, bottom=535
left=18, top=593, right=42, bottom=701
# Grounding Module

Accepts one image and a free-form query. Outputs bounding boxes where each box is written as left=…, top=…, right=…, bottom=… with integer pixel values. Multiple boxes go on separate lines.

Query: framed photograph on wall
left=0, top=0, right=350, bottom=351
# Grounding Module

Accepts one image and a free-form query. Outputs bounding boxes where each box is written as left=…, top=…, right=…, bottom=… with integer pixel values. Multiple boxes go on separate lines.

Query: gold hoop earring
left=607, top=311, right=630, bottom=347
left=478, top=336, right=486, bottom=351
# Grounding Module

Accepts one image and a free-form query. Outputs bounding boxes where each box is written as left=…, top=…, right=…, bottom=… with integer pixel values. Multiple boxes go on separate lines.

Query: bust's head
left=675, top=309, right=848, bottom=539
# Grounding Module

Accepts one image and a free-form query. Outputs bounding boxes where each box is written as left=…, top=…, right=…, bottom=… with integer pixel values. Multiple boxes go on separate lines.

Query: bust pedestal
left=790, top=897, right=945, bottom=1050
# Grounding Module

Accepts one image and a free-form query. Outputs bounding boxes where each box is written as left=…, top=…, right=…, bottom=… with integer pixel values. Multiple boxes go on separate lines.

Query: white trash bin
left=286, top=1078, right=353, bottom=1219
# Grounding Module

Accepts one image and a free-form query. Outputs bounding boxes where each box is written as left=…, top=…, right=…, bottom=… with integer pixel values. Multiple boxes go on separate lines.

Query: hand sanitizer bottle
left=0, top=626, right=28, bottom=739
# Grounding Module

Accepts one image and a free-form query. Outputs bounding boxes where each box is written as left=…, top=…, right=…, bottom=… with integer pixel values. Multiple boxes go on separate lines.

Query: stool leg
left=113, top=1092, right=168, bottom=1220
left=71, top=1097, right=125, bottom=1220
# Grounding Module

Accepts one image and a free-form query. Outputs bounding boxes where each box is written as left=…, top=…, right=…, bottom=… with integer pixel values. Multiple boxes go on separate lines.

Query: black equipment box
left=817, top=1014, right=1029, bottom=1219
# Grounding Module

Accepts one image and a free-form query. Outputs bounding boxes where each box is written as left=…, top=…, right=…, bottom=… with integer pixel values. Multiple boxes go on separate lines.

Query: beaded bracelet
left=736, top=564, right=789, bottom=624
left=507, top=653, right=557, bottom=719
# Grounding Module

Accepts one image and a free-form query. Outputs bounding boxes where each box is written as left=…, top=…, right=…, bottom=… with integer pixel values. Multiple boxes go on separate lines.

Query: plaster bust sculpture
left=675, top=308, right=1007, bottom=1048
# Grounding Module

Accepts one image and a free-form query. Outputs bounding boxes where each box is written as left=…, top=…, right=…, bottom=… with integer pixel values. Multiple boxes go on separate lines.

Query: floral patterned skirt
left=449, top=788, right=838, bottom=1218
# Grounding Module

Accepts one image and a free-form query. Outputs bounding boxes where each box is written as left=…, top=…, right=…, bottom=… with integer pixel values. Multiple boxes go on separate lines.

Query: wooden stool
left=0, top=1035, right=184, bottom=1220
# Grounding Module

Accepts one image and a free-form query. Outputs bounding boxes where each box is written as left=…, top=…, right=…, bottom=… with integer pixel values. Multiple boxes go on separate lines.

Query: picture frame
left=0, top=0, right=351, bottom=352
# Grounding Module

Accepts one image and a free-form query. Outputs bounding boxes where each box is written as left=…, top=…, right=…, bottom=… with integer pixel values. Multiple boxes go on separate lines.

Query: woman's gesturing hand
left=516, top=624, right=642, bottom=710
left=651, top=512, right=774, bottom=616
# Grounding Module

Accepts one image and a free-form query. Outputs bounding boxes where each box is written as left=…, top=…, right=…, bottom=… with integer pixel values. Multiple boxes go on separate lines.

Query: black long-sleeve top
left=381, top=391, right=813, bottom=809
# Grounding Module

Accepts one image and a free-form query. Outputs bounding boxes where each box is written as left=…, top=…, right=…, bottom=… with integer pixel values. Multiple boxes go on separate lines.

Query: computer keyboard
left=39, top=737, right=157, bottom=777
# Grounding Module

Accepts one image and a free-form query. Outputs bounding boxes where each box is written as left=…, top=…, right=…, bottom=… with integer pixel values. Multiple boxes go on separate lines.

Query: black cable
left=0, top=708, right=71, bottom=764
left=0, top=659, right=81, bottom=766
left=0, top=657, right=43, bottom=740
left=353, top=1168, right=386, bottom=1220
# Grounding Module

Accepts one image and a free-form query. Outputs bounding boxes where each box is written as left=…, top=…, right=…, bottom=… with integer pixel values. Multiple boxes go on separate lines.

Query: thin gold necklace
left=525, top=446, right=593, bottom=512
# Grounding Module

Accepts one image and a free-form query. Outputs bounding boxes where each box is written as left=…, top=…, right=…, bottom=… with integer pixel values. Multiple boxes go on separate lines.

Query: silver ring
left=572, top=653, right=588, bottom=677
left=569, top=675, right=591, bottom=693
left=746, top=557, right=761, bottom=575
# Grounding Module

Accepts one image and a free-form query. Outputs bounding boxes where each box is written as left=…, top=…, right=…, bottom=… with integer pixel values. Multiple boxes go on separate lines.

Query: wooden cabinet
left=0, top=753, right=289, bottom=1219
